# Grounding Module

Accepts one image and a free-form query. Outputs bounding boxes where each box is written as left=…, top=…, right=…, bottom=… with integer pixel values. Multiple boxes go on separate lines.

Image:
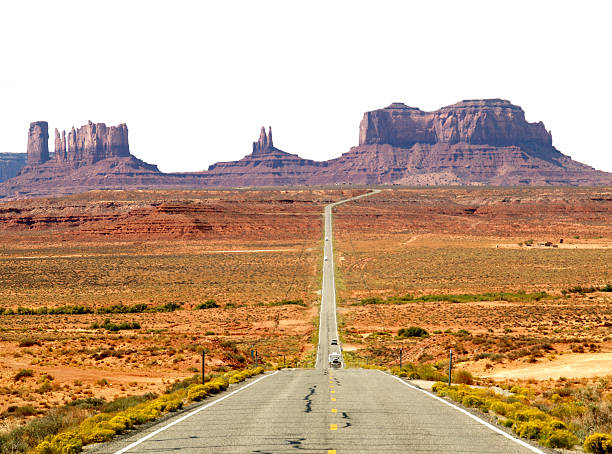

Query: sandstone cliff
left=27, top=121, right=49, bottom=164
left=1, top=100, right=611, bottom=200
left=314, top=99, right=611, bottom=186
left=53, top=121, right=130, bottom=165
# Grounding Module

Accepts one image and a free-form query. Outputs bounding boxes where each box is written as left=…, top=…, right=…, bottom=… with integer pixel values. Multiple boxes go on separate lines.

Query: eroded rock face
left=359, top=99, right=552, bottom=147
left=27, top=121, right=49, bottom=164
left=2, top=101, right=611, bottom=200
left=55, top=121, right=130, bottom=165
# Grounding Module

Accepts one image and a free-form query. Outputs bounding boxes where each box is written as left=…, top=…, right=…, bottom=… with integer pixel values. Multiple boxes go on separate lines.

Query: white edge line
left=113, top=371, right=279, bottom=454
left=377, top=371, right=546, bottom=454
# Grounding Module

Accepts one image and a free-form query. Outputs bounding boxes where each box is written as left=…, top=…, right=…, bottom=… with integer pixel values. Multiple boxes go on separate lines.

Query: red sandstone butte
left=0, top=99, right=610, bottom=199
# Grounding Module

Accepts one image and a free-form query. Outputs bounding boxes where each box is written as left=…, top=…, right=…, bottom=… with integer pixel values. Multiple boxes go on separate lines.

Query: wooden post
left=399, top=348, right=403, bottom=370
left=448, top=349, right=453, bottom=387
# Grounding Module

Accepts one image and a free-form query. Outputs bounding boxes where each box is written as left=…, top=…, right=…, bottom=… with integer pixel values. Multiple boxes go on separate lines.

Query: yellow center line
left=331, top=397, right=336, bottom=401
left=330, top=424, right=338, bottom=431
left=330, top=390, right=335, bottom=394
left=328, top=450, right=336, bottom=454
left=331, top=408, right=337, bottom=413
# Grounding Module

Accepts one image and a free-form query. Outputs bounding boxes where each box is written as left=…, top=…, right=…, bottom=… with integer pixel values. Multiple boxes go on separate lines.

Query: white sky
left=1, top=1, right=611, bottom=173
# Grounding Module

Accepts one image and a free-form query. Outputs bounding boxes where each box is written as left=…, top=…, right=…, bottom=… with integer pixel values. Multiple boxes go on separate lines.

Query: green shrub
left=14, top=368, right=34, bottom=381
left=584, top=433, right=612, bottom=453
left=195, top=300, right=219, bottom=310
left=269, top=299, right=306, bottom=307
left=397, top=326, right=429, bottom=338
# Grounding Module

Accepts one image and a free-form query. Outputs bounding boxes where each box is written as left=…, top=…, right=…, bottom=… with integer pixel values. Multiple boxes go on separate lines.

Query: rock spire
left=252, top=126, right=274, bottom=154
left=27, top=121, right=49, bottom=164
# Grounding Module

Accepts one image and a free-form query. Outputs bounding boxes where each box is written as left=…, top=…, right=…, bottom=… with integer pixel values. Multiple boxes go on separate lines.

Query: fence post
left=399, top=348, right=403, bottom=370
left=201, top=351, right=205, bottom=385
left=283, top=355, right=286, bottom=368
left=255, top=351, right=258, bottom=368
left=448, top=349, right=453, bottom=386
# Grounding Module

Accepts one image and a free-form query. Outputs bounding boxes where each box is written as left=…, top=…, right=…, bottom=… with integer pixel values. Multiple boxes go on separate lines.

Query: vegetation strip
left=351, top=291, right=552, bottom=306
left=113, top=370, right=277, bottom=454
left=2, top=367, right=266, bottom=454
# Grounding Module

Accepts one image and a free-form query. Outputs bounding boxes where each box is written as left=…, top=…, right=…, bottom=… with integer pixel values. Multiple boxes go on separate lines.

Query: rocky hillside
left=1, top=100, right=610, bottom=199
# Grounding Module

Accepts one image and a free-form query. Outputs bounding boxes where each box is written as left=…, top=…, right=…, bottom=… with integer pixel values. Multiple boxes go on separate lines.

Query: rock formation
left=253, top=126, right=274, bottom=154
left=314, top=99, right=612, bottom=186
left=27, top=121, right=49, bottom=164
left=205, top=126, right=326, bottom=187
left=53, top=121, right=130, bottom=166
left=359, top=100, right=552, bottom=147
left=1, top=100, right=611, bottom=200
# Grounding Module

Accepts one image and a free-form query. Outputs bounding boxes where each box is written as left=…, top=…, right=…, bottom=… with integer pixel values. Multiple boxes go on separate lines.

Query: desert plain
left=0, top=186, right=611, bottom=441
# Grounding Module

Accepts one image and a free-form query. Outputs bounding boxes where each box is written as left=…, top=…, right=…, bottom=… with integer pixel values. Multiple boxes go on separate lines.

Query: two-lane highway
left=99, top=190, right=545, bottom=454
left=316, top=190, right=381, bottom=369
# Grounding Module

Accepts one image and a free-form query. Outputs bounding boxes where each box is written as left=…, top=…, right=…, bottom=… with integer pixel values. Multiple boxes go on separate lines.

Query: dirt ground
left=1, top=186, right=611, bottom=424
left=333, top=187, right=612, bottom=379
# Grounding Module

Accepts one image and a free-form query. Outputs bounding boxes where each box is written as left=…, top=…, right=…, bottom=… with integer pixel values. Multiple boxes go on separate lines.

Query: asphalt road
left=100, top=190, right=545, bottom=454
left=316, top=190, right=380, bottom=369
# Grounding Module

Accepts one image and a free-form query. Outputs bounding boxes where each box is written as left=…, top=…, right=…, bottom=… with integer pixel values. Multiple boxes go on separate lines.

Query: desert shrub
left=514, top=408, right=548, bottom=422
left=545, top=429, right=579, bottom=449
left=18, top=338, right=41, bottom=347
left=95, top=319, right=141, bottom=332
left=195, top=300, right=219, bottom=310
left=490, top=401, right=513, bottom=416
left=397, top=326, right=429, bottom=338
left=3, top=405, right=38, bottom=417
left=352, top=296, right=385, bottom=305
left=14, top=368, right=34, bottom=381
left=187, top=384, right=208, bottom=401
left=432, top=382, right=580, bottom=450
left=67, top=398, right=105, bottom=409
left=269, top=299, right=306, bottom=307
left=453, top=369, right=474, bottom=385
left=97, top=302, right=181, bottom=314
left=102, top=393, right=156, bottom=413
left=584, top=433, right=612, bottom=453
left=514, top=420, right=546, bottom=439
left=34, top=431, right=83, bottom=454
left=462, top=395, right=485, bottom=408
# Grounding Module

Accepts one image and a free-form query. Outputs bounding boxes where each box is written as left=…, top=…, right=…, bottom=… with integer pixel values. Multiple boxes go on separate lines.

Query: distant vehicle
left=330, top=339, right=338, bottom=345
left=325, top=237, right=329, bottom=241
left=329, top=352, right=342, bottom=368
left=324, top=256, right=328, bottom=261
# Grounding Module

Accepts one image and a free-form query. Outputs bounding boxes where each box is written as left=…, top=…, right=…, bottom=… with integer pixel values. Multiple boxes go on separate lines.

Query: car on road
left=330, top=339, right=338, bottom=345
left=325, top=237, right=329, bottom=241
left=328, top=352, right=342, bottom=368
left=324, top=256, right=328, bottom=261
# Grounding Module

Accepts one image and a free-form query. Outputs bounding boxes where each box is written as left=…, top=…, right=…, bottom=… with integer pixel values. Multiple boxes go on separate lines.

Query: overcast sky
left=1, top=1, right=610, bottom=172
